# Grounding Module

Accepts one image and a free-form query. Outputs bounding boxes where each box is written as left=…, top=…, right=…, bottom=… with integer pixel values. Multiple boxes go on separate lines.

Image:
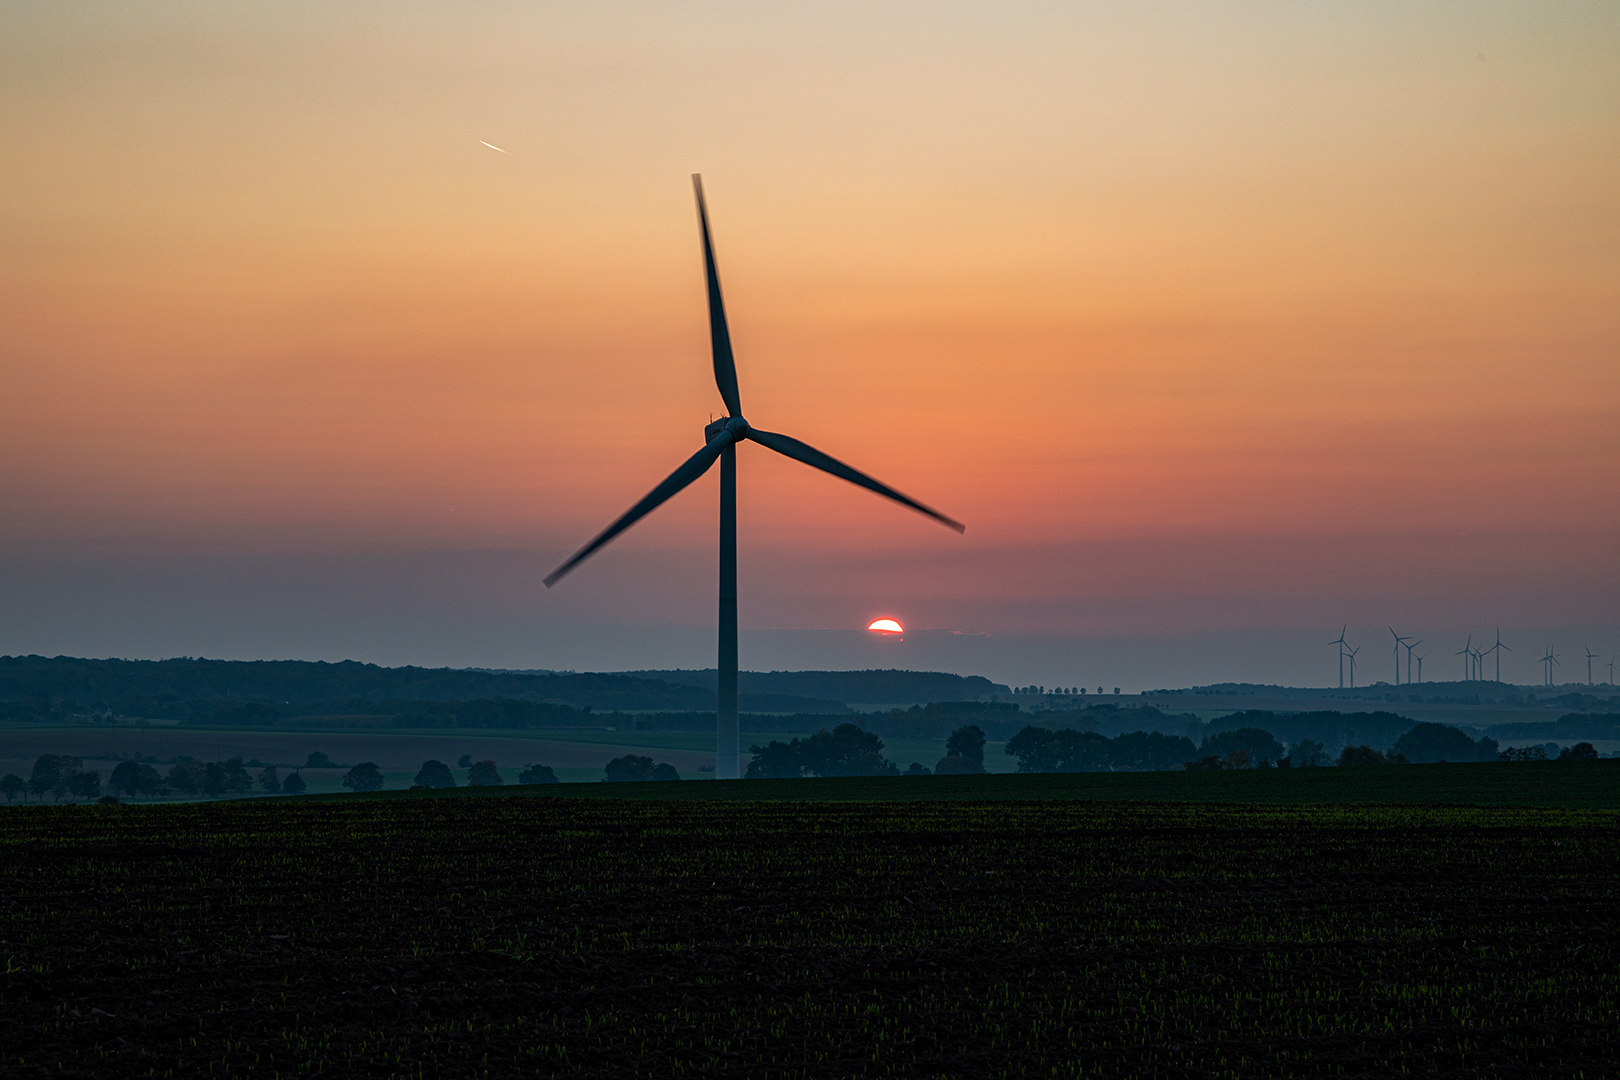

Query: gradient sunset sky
left=3, top=3, right=1616, bottom=688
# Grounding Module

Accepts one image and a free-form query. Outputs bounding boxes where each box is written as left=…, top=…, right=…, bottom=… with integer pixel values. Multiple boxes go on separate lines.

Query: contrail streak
left=480, top=141, right=508, bottom=153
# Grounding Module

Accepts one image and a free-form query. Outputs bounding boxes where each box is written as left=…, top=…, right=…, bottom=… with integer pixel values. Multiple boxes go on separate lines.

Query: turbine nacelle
left=706, top=416, right=751, bottom=442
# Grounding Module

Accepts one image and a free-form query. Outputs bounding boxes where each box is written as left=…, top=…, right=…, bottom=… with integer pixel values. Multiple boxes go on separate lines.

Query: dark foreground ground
left=2, top=795, right=1616, bottom=1078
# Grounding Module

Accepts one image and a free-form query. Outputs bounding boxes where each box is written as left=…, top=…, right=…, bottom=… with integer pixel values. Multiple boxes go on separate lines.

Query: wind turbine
left=1346, top=644, right=1361, bottom=688
left=1608, top=655, right=1616, bottom=685
left=1585, top=646, right=1598, bottom=686
left=1413, top=651, right=1424, bottom=684
left=543, top=176, right=964, bottom=778
left=1330, top=625, right=1349, bottom=688
left=1389, top=626, right=1413, bottom=684
left=1403, top=638, right=1422, bottom=685
left=1538, top=646, right=1559, bottom=688
left=1455, top=635, right=1472, bottom=681
left=1481, top=628, right=1510, bottom=683
left=1472, top=644, right=1486, bottom=682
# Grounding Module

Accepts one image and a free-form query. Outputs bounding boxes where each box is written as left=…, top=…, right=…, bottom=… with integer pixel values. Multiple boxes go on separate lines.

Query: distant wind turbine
left=544, top=176, right=964, bottom=778
left=1413, top=651, right=1424, bottom=684
left=1389, top=626, right=1414, bottom=684
left=1480, top=628, right=1510, bottom=684
left=1585, top=646, right=1598, bottom=686
left=1403, top=638, right=1422, bottom=685
left=1538, top=645, right=1559, bottom=688
left=1608, top=655, right=1616, bottom=686
left=1346, top=644, right=1361, bottom=688
left=1330, top=625, right=1349, bottom=688
left=1455, top=635, right=1472, bottom=681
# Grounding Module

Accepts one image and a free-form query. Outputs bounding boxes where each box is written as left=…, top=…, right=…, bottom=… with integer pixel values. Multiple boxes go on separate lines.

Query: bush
left=97, top=795, right=120, bottom=805
left=934, top=754, right=984, bottom=775
left=281, top=771, right=306, bottom=794
left=1338, top=745, right=1388, bottom=767
left=1560, top=742, right=1599, bottom=760
left=0, top=774, right=22, bottom=802
left=1184, top=755, right=1228, bottom=771
left=342, top=762, right=385, bottom=792
left=413, top=760, right=457, bottom=788
left=518, top=764, right=559, bottom=785
left=306, top=752, right=332, bottom=768
left=258, top=765, right=280, bottom=793
left=466, top=760, right=503, bottom=786
left=904, top=762, right=931, bottom=776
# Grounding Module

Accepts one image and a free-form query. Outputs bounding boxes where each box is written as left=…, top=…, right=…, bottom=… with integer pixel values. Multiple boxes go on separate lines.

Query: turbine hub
left=726, top=416, right=750, bottom=437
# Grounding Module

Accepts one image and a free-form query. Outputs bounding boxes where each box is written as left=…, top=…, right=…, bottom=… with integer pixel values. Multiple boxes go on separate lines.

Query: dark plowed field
left=3, top=798, right=1616, bottom=1078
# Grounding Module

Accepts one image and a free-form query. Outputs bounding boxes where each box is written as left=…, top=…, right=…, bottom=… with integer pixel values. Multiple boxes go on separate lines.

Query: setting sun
left=867, top=619, right=904, bottom=634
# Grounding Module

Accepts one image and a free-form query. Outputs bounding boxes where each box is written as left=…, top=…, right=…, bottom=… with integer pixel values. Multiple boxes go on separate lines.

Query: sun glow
left=867, top=618, right=904, bottom=634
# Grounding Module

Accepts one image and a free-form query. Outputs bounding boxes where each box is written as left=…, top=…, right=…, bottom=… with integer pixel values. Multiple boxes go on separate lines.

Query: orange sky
left=1, top=3, right=1616, bottom=681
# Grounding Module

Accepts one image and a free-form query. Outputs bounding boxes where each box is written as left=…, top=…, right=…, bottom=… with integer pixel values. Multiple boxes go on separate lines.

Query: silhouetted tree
left=258, top=765, right=280, bottom=793
left=282, top=771, right=306, bottom=794
left=1184, top=755, right=1228, bottom=771
left=946, top=725, right=987, bottom=764
left=1288, top=739, right=1328, bottom=767
left=1005, top=726, right=1112, bottom=772
left=413, top=760, right=457, bottom=788
left=933, top=754, right=984, bottom=775
left=342, top=762, right=385, bottom=792
left=1559, top=742, right=1599, bottom=760
left=1499, top=745, right=1548, bottom=761
left=1390, top=722, right=1497, bottom=764
left=1, top=774, right=23, bottom=802
left=457, top=754, right=473, bottom=768
left=605, top=755, right=655, bottom=781
left=166, top=761, right=206, bottom=795
left=518, top=764, right=559, bottom=784
left=69, top=770, right=102, bottom=801
left=904, top=762, right=931, bottom=776
left=110, top=760, right=161, bottom=798
left=203, top=757, right=252, bottom=796
left=1110, top=731, right=1198, bottom=772
left=29, top=755, right=67, bottom=802
left=603, top=755, right=680, bottom=781
left=305, top=751, right=332, bottom=769
left=1199, top=729, right=1284, bottom=768
left=796, top=724, right=897, bottom=777
left=745, top=741, right=803, bottom=779
left=466, top=760, right=503, bottom=786
left=1338, top=745, right=1388, bottom=767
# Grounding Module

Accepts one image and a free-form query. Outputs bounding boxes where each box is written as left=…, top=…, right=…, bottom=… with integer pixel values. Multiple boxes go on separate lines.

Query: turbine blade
left=692, top=175, right=742, bottom=418
left=747, top=427, right=965, bottom=533
left=544, top=430, right=734, bottom=587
